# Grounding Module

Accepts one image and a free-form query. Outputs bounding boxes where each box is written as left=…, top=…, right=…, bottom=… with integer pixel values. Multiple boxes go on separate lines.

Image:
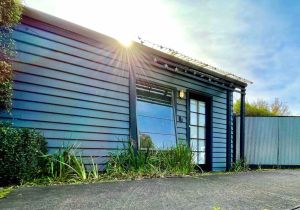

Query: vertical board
left=245, top=117, right=279, bottom=165
left=278, top=117, right=300, bottom=165
left=236, top=116, right=300, bottom=166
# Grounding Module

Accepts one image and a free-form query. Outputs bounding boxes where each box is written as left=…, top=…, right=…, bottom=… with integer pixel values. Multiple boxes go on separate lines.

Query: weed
left=44, top=145, right=88, bottom=181
left=0, top=187, right=13, bottom=199
left=106, top=142, right=195, bottom=179
left=230, top=159, right=249, bottom=172
left=89, top=157, right=99, bottom=180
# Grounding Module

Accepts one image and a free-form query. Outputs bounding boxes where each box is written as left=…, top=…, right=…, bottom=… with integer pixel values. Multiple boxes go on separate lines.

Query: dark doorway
left=188, top=92, right=212, bottom=171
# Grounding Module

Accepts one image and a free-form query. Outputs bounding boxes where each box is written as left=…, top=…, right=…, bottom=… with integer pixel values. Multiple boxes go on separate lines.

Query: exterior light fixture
left=178, top=89, right=185, bottom=99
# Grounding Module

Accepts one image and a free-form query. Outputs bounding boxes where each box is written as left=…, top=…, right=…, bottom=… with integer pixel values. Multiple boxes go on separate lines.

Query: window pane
left=190, top=113, right=197, bottom=125
left=137, top=115, right=175, bottom=134
left=199, top=140, right=205, bottom=152
left=192, top=152, right=198, bottom=164
left=136, top=82, right=176, bottom=150
left=136, top=84, right=172, bottom=105
left=198, top=127, right=205, bottom=139
left=137, top=101, right=173, bottom=119
left=198, top=114, right=205, bottom=126
left=190, top=99, right=197, bottom=112
left=190, top=139, right=198, bottom=151
left=190, top=126, right=197, bottom=138
left=199, top=102, right=205, bottom=114
left=199, top=152, right=205, bottom=164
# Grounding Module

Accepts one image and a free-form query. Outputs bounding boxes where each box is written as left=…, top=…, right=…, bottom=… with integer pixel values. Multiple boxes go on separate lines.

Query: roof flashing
left=138, top=37, right=252, bottom=86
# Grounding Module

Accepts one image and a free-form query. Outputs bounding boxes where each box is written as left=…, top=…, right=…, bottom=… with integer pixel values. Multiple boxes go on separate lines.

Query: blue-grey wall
left=0, top=22, right=130, bottom=168
left=0, top=17, right=234, bottom=171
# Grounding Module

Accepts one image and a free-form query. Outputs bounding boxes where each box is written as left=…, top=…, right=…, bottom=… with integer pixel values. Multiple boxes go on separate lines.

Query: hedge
left=0, top=123, right=48, bottom=186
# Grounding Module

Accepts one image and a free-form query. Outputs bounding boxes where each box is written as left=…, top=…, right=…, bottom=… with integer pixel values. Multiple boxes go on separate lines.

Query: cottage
left=0, top=7, right=250, bottom=171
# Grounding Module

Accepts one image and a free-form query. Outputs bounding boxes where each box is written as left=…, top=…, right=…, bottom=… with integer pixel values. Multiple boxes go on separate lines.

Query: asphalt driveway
left=1, top=170, right=300, bottom=210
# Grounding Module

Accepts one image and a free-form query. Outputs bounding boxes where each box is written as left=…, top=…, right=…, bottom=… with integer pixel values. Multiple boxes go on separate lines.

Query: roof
left=138, top=38, right=252, bottom=86
left=22, top=7, right=251, bottom=88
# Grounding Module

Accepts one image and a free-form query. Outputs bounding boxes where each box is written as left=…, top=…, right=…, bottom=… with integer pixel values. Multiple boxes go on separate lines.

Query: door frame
left=187, top=90, right=212, bottom=171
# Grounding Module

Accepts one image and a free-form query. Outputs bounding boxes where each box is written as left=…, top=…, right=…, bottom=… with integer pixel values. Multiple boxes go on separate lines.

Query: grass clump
left=211, top=206, right=221, bottom=210
left=106, top=143, right=195, bottom=179
left=230, top=159, right=249, bottom=172
left=43, top=145, right=100, bottom=183
left=0, top=186, right=13, bottom=199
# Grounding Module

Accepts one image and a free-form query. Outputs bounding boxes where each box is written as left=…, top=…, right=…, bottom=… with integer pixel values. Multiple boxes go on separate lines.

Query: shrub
left=106, top=142, right=195, bottom=178
left=0, top=123, right=47, bottom=186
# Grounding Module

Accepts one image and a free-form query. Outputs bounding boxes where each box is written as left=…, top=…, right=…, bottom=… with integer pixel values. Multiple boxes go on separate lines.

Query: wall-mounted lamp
left=178, top=89, right=185, bottom=99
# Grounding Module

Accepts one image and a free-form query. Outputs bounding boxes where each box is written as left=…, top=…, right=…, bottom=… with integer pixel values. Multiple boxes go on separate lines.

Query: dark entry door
left=189, top=93, right=211, bottom=170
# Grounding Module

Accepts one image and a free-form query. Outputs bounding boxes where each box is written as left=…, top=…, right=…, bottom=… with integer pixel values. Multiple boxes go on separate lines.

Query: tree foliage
left=0, top=0, right=23, bottom=111
left=140, top=134, right=155, bottom=149
left=0, top=0, right=23, bottom=27
left=234, top=98, right=290, bottom=116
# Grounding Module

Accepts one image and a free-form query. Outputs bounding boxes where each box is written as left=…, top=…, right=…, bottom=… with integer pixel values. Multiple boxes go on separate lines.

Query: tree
left=140, top=134, right=155, bottom=149
left=233, top=98, right=290, bottom=116
left=0, top=0, right=23, bottom=111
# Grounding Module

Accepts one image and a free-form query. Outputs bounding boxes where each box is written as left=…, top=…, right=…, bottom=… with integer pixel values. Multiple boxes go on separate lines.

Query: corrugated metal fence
left=236, top=117, right=300, bottom=166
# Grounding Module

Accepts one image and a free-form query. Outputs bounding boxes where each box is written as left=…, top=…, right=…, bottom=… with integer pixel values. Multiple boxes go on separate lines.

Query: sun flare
left=25, top=0, right=187, bottom=53
left=118, top=37, right=133, bottom=47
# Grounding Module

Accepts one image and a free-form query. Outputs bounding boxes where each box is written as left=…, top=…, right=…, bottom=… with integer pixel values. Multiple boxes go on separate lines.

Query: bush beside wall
left=0, top=123, right=48, bottom=186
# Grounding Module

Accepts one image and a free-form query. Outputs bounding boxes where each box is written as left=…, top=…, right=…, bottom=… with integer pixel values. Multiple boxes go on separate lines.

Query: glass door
left=189, top=97, right=208, bottom=166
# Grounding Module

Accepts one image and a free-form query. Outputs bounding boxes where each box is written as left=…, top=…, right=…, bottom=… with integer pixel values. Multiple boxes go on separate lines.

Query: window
left=190, top=99, right=206, bottom=164
left=136, top=81, right=176, bottom=149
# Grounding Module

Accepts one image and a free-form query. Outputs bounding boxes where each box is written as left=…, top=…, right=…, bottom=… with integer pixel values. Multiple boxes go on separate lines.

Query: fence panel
left=278, top=118, right=300, bottom=165
left=235, top=117, right=300, bottom=166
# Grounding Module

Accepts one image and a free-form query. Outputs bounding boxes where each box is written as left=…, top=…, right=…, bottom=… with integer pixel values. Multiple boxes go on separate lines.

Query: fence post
left=240, top=88, right=246, bottom=160
left=233, top=114, right=237, bottom=163
left=277, top=117, right=280, bottom=166
left=226, top=90, right=232, bottom=171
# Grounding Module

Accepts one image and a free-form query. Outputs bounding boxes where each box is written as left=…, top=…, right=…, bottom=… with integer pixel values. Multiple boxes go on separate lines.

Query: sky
left=23, top=0, right=300, bottom=115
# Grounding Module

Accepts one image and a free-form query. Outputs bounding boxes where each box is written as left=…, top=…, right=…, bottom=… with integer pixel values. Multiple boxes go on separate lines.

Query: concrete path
left=1, top=170, right=300, bottom=210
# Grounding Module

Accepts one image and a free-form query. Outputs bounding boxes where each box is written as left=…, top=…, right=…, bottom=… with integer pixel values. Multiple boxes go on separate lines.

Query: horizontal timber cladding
left=0, top=13, right=234, bottom=171
left=0, top=19, right=130, bottom=163
left=134, top=50, right=229, bottom=171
